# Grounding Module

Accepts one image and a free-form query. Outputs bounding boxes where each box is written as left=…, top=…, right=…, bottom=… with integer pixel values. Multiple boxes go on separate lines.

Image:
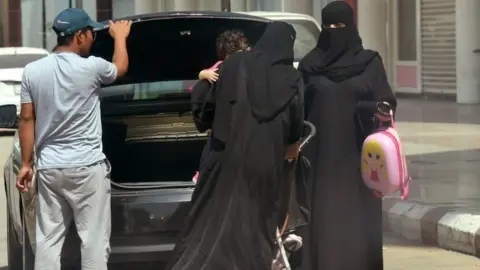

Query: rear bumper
left=109, top=242, right=175, bottom=264
left=107, top=187, right=193, bottom=265
left=20, top=187, right=194, bottom=268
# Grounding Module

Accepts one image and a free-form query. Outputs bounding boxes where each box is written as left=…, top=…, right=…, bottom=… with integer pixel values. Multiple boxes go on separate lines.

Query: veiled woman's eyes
left=322, top=23, right=347, bottom=29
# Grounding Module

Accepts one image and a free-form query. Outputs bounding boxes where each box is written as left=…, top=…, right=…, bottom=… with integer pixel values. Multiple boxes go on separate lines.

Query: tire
left=7, top=212, right=23, bottom=270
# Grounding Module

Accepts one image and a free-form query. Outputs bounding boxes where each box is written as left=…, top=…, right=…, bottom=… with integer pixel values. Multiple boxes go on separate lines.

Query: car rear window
left=95, top=17, right=319, bottom=104
left=0, top=54, right=48, bottom=69
left=101, top=80, right=197, bottom=102
left=91, top=18, right=268, bottom=87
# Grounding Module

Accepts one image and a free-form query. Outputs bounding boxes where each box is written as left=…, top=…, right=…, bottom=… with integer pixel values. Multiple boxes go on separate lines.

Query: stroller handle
left=299, top=121, right=316, bottom=151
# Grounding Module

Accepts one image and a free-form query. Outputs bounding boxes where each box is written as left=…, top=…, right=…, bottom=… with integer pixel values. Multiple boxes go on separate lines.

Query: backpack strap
left=375, top=102, right=395, bottom=128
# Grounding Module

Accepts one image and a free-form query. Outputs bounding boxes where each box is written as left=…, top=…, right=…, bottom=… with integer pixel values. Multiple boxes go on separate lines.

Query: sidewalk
left=383, top=232, right=480, bottom=269
left=383, top=99, right=480, bottom=257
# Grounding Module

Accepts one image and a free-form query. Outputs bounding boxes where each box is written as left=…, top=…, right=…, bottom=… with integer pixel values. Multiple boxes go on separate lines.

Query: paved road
left=383, top=232, right=480, bottom=269
left=388, top=99, right=480, bottom=212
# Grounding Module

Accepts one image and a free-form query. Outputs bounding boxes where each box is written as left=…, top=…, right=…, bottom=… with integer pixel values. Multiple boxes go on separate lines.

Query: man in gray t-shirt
left=17, top=8, right=131, bottom=270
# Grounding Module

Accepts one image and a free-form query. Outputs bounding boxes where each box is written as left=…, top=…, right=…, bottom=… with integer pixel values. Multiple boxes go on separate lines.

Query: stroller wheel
left=283, top=234, right=303, bottom=252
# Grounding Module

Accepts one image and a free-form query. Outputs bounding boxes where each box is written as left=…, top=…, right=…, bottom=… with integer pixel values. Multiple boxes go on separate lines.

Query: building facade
left=1, top=0, right=479, bottom=103
left=359, top=0, right=480, bottom=103
left=1, top=0, right=336, bottom=50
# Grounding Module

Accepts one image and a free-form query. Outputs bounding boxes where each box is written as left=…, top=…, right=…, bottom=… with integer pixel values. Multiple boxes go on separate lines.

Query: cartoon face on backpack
left=360, top=126, right=411, bottom=200
left=361, top=140, right=387, bottom=183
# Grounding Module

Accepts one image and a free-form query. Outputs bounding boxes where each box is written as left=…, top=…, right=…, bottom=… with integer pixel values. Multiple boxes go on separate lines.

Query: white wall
left=313, top=0, right=333, bottom=23
left=112, top=0, right=223, bottom=17
left=231, top=0, right=247, bottom=11
left=247, top=0, right=327, bottom=15
left=358, top=0, right=388, bottom=67
left=22, top=0, right=96, bottom=49
left=198, top=0, right=221, bottom=11
left=112, top=0, right=326, bottom=19
left=21, top=0, right=43, bottom=48
left=283, top=0, right=313, bottom=15
left=83, top=0, right=98, bottom=20
left=21, top=0, right=327, bottom=49
left=112, top=0, right=135, bottom=17
left=44, top=0, right=72, bottom=50
left=171, top=0, right=196, bottom=11
left=456, top=0, right=480, bottom=103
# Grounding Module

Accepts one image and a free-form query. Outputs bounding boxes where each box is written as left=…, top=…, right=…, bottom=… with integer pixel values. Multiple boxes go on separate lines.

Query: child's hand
left=200, top=69, right=219, bottom=83
left=285, top=142, right=300, bottom=161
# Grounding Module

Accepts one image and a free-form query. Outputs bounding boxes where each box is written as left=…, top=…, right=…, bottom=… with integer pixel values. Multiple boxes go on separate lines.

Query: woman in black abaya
left=297, top=2, right=397, bottom=270
left=169, top=21, right=304, bottom=270
left=190, top=30, right=249, bottom=197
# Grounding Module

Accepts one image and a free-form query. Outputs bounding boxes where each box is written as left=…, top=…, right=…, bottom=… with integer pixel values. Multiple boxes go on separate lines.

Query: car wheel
left=7, top=212, right=23, bottom=270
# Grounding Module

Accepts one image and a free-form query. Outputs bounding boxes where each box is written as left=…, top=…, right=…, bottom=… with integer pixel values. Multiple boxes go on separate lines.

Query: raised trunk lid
left=93, top=14, right=269, bottom=253
left=91, top=12, right=269, bottom=116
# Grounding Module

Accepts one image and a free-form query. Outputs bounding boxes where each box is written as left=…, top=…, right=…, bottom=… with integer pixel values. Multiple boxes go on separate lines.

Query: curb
left=382, top=198, right=480, bottom=257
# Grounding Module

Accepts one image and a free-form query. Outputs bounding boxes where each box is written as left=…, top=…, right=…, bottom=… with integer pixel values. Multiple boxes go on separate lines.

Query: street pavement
left=382, top=99, right=480, bottom=258
left=0, top=98, right=480, bottom=268
left=383, top=232, right=480, bottom=269
left=395, top=99, right=480, bottom=211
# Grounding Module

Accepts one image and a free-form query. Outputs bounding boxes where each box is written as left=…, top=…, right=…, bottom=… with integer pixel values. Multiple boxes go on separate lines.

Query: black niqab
left=246, top=21, right=301, bottom=122
left=299, top=1, right=377, bottom=82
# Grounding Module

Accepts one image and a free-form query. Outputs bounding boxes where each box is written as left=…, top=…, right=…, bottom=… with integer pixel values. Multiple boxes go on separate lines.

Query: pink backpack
left=360, top=110, right=411, bottom=200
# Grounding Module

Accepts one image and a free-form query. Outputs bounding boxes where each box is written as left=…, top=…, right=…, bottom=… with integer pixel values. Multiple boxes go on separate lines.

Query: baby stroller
left=272, top=121, right=316, bottom=270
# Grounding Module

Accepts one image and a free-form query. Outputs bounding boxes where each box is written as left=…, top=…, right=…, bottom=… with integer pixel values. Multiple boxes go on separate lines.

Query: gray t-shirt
left=20, top=52, right=117, bottom=170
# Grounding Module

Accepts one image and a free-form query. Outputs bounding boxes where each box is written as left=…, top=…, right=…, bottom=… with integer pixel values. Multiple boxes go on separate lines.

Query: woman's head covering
left=299, top=1, right=378, bottom=82
left=246, top=21, right=301, bottom=122
left=253, top=21, right=296, bottom=65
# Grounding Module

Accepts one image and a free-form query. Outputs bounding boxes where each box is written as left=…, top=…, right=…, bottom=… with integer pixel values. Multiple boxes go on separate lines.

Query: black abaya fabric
left=245, top=22, right=302, bottom=123
left=191, top=71, right=224, bottom=178
left=297, top=2, right=397, bottom=270
left=191, top=78, right=217, bottom=134
left=189, top=77, right=222, bottom=205
left=169, top=21, right=305, bottom=270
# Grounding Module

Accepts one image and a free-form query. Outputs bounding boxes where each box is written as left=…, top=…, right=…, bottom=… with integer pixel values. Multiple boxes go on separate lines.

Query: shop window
left=397, top=0, right=417, bottom=61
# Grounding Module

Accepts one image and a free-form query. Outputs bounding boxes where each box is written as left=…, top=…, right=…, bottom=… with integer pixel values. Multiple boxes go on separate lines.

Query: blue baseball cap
left=52, top=8, right=104, bottom=36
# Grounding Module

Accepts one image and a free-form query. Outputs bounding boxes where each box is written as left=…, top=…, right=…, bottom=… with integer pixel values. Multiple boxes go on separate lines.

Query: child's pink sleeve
left=207, top=60, right=223, bottom=70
